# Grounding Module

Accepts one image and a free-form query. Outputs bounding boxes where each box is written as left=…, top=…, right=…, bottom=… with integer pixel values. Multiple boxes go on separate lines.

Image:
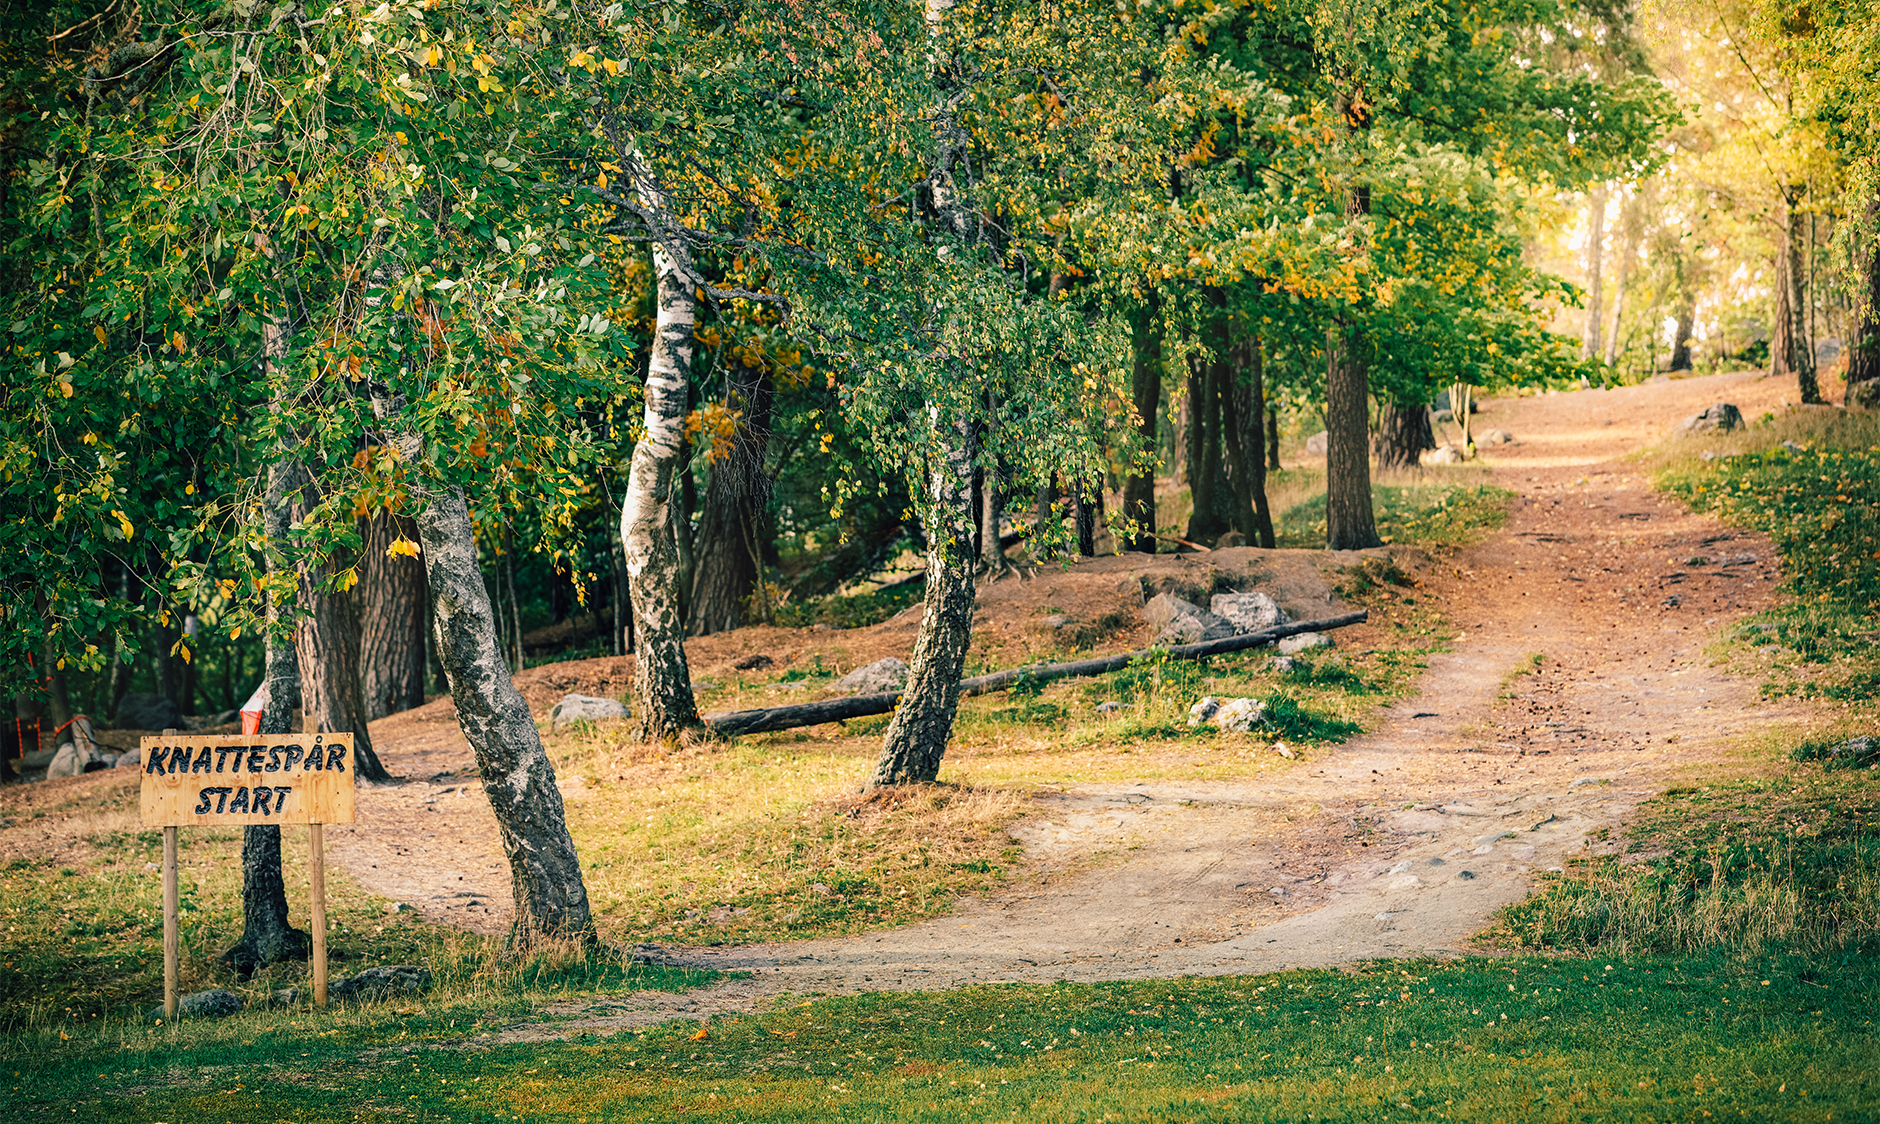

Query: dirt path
left=331, top=370, right=1822, bottom=1039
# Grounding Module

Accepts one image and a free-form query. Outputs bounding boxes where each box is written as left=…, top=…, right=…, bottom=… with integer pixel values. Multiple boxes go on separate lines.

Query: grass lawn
left=6, top=951, right=1875, bottom=1122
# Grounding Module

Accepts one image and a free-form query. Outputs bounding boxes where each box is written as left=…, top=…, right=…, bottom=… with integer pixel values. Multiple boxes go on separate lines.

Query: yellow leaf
left=171, top=331, right=186, bottom=354
left=177, top=642, right=192, bottom=666
left=114, top=510, right=134, bottom=539
left=335, top=568, right=360, bottom=592
left=185, top=482, right=195, bottom=495
left=58, top=380, right=73, bottom=398
left=604, top=58, right=621, bottom=76
left=690, top=1028, right=709, bottom=1042
left=94, top=325, right=107, bottom=346
left=386, top=536, right=421, bottom=558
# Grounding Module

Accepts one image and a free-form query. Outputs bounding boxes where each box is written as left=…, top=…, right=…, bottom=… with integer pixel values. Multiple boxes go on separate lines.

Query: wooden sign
left=139, top=733, right=355, bottom=827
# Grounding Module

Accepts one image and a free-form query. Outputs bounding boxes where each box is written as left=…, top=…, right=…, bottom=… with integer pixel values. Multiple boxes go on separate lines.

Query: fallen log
left=704, top=610, right=1368, bottom=737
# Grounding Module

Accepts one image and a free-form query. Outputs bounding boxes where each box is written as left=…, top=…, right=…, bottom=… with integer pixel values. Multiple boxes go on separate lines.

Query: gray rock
left=45, top=742, right=83, bottom=779
left=1187, top=696, right=1266, bottom=732
left=114, top=748, right=143, bottom=768
left=1278, top=632, right=1333, bottom=655
left=1212, top=698, right=1268, bottom=732
left=1214, top=530, right=1246, bottom=549
left=832, top=657, right=908, bottom=695
left=330, top=964, right=434, bottom=1002
left=1039, top=613, right=1070, bottom=631
left=147, top=987, right=244, bottom=1021
left=1673, top=402, right=1743, bottom=437
left=1780, top=439, right=1806, bottom=453
left=116, top=692, right=181, bottom=731
left=1095, top=701, right=1126, bottom=714
left=1211, top=592, right=1290, bottom=634
left=1422, top=444, right=1466, bottom=465
left=1144, top=593, right=1236, bottom=645
left=1477, top=428, right=1515, bottom=445
left=1271, top=656, right=1300, bottom=674
left=1850, top=381, right=1880, bottom=411
left=548, top=693, right=629, bottom=728
left=1304, top=431, right=1329, bottom=456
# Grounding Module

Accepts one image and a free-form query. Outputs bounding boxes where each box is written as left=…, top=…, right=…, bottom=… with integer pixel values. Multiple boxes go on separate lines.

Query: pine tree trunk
left=1123, top=299, right=1162, bottom=553
left=358, top=511, right=428, bottom=718
left=1237, top=335, right=1276, bottom=548
left=1374, top=403, right=1435, bottom=470
left=1327, top=178, right=1382, bottom=550
left=870, top=415, right=978, bottom=787
left=414, top=486, right=594, bottom=942
left=689, top=367, right=774, bottom=635
left=617, top=151, right=705, bottom=740
left=1583, top=183, right=1607, bottom=361
left=291, top=485, right=391, bottom=783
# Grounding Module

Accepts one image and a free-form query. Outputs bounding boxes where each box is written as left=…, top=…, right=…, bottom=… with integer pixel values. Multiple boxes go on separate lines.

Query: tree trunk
left=1326, top=178, right=1381, bottom=550
left=1266, top=404, right=1281, bottom=471
left=1184, top=341, right=1232, bottom=546
left=1603, top=192, right=1638, bottom=368
left=358, top=511, right=428, bottom=719
left=1780, top=190, right=1821, bottom=403
left=415, top=486, right=594, bottom=942
left=869, top=415, right=978, bottom=786
left=979, top=405, right=1004, bottom=573
left=1238, top=336, right=1276, bottom=548
left=1071, top=479, right=1098, bottom=556
left=1668, top=299, right=1696, bottom=372
left=224, top=301, right=312, bottom=975
left=620, top=197, right=703, bottom=740
left=1583, top=183, right=1607, bottom=361
left=1374, top=402, right=1435, bottom=470
left=1123, top=298, right=1162, bottom=553
left=1847, top=197, right=1880, bottom=388
left=689, top=366, right=775, bottom=635
left=291, top=488, right=392, bottom=783
left=609, top=523, right=633, bottom=654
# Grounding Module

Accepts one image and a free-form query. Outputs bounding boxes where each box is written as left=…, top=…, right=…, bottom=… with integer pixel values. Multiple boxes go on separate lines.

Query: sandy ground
left=449, top=369, right=1818, bottom=1040
left=6, top=368, right=1824, bottom=1039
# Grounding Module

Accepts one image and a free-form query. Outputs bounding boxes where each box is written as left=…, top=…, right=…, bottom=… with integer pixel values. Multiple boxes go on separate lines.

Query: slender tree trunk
left=1669, top=300, right=1696, bottom=372
left=1242, top=337, right=1276, bottom=548
left=689, top=367, right=775, bottom=635
left=979, top=397, right=1004, bottom=573
left=1123, top=298, right=1162, bottom=553
left=870, top=415, right=978, bottom=786
left=1374, top=403, right=1435, bottom=470
left=1071, top=479, right=1097, bottom=556
left=415, top=487, right=594, bottom=942
left=225, top=305, right=310, bottom=977
left=1583, top=183, right=1607, bottom=361
left=1782, top=190, right=1821, bottom=403
left=358, top=511, right=428, bottom=719
left=1847, top=197, right=1880, bottom=388
left=620, top=183, right=703, bottom=740
left=1266, top=404, right=1281, bottom=471
left=1603, top=192, right=1639, bottom=368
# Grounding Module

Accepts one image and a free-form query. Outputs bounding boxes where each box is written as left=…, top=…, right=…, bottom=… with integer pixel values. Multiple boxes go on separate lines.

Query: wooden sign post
left=139, top=732, right=356, bottom=1017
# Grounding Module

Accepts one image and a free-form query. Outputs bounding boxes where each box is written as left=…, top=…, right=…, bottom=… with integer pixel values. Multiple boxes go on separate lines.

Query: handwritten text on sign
left=140, top=733, right=355, bottom=827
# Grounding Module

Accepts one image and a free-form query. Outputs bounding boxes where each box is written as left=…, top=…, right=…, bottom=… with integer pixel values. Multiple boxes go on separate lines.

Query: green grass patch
left=1658, top=425, right=1880, bottom=700
left=11, top=954, right=1877, bottom=1122
left=1487, top=754, right=1880, bottom=958
left=1277, top=483, right=1513, bottom=549
left=771, top=583, right=923, bottom=630
left=0, top=795, right=715, bottom=1034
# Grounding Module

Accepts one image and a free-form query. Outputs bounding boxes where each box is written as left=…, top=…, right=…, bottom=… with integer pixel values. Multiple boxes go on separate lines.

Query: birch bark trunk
left=1782, top=190, right=1821, bottom=403
left=619, top=157, right=703, bottom=740
left=866, top=0, right=983, bottom=787
left=414, top=486, right=593, bottom=941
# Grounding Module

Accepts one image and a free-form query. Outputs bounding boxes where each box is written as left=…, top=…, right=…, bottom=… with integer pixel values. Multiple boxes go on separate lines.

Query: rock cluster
left=1673, top=402, right=1743, bottom=437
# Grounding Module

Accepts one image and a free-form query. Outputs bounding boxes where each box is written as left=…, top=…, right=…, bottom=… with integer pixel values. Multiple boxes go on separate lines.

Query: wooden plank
left=139, top=733, right=356, bottom=827
left=310, top=824, right=328, bottom=1007
left=705, top=610, right=1368, bottom=737
left=162, top=826, right=178, bottom=1020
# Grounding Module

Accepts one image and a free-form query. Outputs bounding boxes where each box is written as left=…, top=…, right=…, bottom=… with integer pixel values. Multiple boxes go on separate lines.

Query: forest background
left=2, top=0, right=1878, bottom=948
